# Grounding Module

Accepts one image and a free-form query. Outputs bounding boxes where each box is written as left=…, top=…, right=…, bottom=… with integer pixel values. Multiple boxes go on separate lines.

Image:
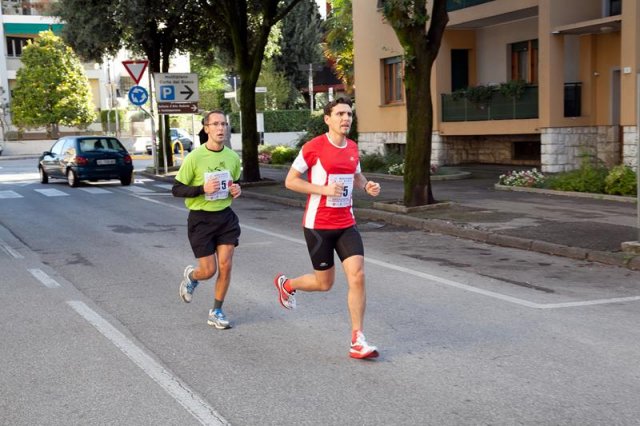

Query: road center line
left=67, top=301, right=229, bottom=426
left=28, top=268, right=61, bottom=288
left=0, top=238, right=23, bottom=258
left=136, top=193, right=640, bottom=310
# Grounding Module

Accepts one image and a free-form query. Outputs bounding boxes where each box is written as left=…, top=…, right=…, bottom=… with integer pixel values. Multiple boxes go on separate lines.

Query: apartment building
left=0, top=0, right=115, bottom=134
left=353, top=0, right=638, bottom=172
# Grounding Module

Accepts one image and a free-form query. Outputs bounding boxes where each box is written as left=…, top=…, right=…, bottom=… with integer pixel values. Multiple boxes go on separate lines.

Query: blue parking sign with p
left=159, top=85, right=175, bottom=101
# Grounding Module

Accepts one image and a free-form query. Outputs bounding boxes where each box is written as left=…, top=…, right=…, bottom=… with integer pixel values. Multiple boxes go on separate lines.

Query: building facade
left=353, top=0, right=638, bottom=172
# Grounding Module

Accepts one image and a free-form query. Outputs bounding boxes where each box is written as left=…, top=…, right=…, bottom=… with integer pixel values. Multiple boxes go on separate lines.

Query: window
left=6, top=36, right=32, bottom=57
left=607, top=0, right=621, bottom=16
left=510, top=40, right=538, bottom=84
left=383, top=56, right=404, bottom=104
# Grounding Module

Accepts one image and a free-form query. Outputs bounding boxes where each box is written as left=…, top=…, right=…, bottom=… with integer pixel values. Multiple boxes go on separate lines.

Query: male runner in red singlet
left=274, top=97, right=382, bottom=359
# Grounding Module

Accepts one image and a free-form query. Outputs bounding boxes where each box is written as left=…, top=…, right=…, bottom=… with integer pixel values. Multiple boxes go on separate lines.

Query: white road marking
left=0, top=190, right=23, bottom=199
left=79, top=187, right=112, bottom=194
left=133, top=193, right=640, bottom=310
left=153, top=183, right=174, bottom=190
left=0, top=173, right=40, bottom=182
left=34, top=188, right=69, bottom=197
left=28, top=268, right=61, bottom=288
left=123, top=185, right=154, bottom=193
left=0, top=239, right=23, bottom=258
left=67, top=301, right=229, bottom=426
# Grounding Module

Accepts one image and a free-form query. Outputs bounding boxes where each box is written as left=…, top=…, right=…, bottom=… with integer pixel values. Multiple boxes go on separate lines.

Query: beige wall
left=352, top=1, right=405, bottom=133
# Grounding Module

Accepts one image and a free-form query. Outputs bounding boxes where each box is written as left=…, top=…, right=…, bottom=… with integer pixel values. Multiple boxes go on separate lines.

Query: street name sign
left=156, top=102, right=198, bottom=114
left=154, top=73, right=199, bottom=103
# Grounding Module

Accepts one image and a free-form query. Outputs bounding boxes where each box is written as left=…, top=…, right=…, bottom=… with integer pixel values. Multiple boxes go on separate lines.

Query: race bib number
left=326, top=174, right=354, bottom=208
left=204, top=171, right=232, bottom=201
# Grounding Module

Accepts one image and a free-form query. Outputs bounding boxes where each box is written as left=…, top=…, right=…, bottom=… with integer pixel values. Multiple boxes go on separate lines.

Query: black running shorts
left=303, top=226, right=364, bottom=271
left=187, top=208, right=241, bottom=259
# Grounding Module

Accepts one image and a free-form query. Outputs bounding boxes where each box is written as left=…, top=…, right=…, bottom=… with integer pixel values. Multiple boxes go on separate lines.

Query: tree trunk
left=240, top=77, right=261, bottom=182
left=403, top=48, right=436, bottom=207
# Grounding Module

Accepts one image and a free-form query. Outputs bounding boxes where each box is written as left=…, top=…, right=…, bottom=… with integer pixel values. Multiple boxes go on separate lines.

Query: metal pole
left=148, top=70, right=158, bottom=175
left=309, top=63, right=314, bottom=111
left=636, top=73, right=640, bottom=240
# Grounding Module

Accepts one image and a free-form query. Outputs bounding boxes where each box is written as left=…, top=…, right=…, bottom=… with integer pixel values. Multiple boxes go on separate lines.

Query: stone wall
left=622, top=126, right=639, bottom=172
left=541, top=126, right=620, bottom=173
left=358, top=131, right=539, bottom=166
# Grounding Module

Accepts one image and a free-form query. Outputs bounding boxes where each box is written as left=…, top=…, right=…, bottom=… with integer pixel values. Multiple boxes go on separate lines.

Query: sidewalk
left=140, top=164, right=640, bottom=272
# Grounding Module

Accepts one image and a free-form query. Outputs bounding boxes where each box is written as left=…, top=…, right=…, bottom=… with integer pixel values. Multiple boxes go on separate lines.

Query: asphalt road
left=1, top=160, right=640, bottom=425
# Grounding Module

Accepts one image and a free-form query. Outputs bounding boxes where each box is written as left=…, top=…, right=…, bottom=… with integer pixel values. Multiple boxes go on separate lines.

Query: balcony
left=441, top=85, right=538, bottom=122
left=446, top=0, right=494, bottom=12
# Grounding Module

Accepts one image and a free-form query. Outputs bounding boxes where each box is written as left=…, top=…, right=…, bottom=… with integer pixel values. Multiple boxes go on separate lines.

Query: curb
left=138, top=171, right=640, bottom=272
left=268, top=196, right=640, bottom=272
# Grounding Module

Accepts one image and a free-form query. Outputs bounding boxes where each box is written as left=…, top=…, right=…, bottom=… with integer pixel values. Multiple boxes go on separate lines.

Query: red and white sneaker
left=349, top=331, right=379, bottom=359
left=274, top=274, right=296, bottom=310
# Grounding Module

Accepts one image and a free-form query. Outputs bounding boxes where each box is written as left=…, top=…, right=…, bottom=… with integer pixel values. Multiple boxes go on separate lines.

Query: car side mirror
left=42, top=151, right=52, bottom=156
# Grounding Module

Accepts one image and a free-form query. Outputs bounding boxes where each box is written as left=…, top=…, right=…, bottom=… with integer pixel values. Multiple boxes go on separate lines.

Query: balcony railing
left=446, top=0, right=494, bottom=12
left=441, top=85, right=538, bottom=122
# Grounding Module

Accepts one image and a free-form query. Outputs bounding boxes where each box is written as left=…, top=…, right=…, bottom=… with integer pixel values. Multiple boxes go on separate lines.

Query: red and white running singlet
left=291, top=134, right=361, bottom=229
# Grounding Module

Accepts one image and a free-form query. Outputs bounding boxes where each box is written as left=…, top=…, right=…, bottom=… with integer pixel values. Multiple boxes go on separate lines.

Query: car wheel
left=120, top=172, right=133, bottom=186
left=67, top=169, right=78, bottom=187
left=39, top=167, right=49, bottom=184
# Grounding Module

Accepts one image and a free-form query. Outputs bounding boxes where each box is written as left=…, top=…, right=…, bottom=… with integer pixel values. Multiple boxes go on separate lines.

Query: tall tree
left=54, top=0, right=203, bottom=167
left=273, top=0, right=324, bottom=104
left=381, top=0, right=448, bottom=206
left=323, top=0, right=354, bottom=93
left=12, top=30, right=96, bottom=138
left=193, top=0, right=304, bottom=182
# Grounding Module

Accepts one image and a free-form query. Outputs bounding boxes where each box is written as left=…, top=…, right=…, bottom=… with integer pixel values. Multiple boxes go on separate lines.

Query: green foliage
left=359, top=152, right=388, bottom=173
left=273, top=0, right=324, bottom=96
left=100, top=109, right=126, bottom=132
left=257, top=60, right=297, bottom=110
left=229, top=110, right=311, bottom=133
left=269, top=145, right=299, bottom=164
left=499, top=79, right=527, bottom=100
left=604, top=165, right=637, bottom=196
left=359, top=151, right=405, bottom=174
left=544, top=157, right=608, bottom=193
left=12, top=30, right=96, bottom=137
left=296, top=110, right=358, bottom=146
left=323, top=0, right=354, bottom=93
left=463, top=85, right=494, bottom=105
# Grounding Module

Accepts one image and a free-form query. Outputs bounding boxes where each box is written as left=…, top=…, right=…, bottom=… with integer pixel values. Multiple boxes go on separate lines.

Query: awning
left=3, top=23, right=63, bottom=36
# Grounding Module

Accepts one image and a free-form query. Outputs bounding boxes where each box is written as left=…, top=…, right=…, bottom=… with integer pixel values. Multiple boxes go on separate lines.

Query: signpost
left=154, top=73, right=199, bottom=103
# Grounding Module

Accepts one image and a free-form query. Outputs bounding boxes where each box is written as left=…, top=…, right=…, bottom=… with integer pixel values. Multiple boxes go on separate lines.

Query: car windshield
left=79, top=138, right=126, bottom=153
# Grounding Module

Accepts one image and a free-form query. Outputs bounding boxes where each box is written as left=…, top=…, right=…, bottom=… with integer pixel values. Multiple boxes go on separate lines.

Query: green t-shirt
left=175, top=145, right=241, bottom=212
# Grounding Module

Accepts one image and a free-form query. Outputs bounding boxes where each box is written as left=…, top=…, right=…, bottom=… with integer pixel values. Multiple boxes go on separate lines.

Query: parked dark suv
left=38, top=136, right=134, bottom=187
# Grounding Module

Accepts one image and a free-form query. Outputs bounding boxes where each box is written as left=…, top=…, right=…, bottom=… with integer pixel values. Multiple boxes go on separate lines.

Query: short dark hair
left=204, top=110, right=225, bottom=124
left=323, top=97, right=353, bottom=116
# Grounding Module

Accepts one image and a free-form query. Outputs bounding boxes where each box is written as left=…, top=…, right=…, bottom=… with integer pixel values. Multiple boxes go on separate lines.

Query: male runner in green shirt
left=172, top=110, right=242, bottom=329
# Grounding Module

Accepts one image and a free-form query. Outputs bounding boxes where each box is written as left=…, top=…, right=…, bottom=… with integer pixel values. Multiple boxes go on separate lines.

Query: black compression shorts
left=303, top=226, right=364, bottom=271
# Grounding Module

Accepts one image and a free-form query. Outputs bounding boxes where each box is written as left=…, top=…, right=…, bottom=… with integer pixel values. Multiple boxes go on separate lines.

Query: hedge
left=229, top=109, right=311, bottom=133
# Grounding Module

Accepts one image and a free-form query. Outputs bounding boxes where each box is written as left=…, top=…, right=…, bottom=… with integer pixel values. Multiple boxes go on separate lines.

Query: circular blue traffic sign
left=128, top=86, right=149, bottom=106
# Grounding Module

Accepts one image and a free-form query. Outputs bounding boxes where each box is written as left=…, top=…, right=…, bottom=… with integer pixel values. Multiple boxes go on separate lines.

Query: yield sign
left=122, top=60, right=149, bottom=84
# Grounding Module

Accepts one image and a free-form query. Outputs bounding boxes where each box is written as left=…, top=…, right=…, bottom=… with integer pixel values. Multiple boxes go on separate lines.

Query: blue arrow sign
left=128, top=86, right=149, bottom=106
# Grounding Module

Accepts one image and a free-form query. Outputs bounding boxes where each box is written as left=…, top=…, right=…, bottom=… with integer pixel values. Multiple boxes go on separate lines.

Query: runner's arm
left=285, top=167, right=341, bottom=197
left=171, top=179, right=205, bottom=198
